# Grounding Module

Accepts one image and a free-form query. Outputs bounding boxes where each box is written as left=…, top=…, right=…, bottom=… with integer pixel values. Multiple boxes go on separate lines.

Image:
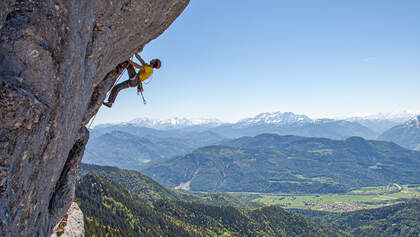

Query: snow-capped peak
left=235, top=112, right=312, bottom=127
left=343, top=111, right=418, bottom=123
left=127, top=117, right=223, bottom=130
left=405, top=115, right=420, bottom=128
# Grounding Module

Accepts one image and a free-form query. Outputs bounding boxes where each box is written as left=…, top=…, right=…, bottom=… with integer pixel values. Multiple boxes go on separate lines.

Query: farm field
left=229, top=184, right=420, bottom=212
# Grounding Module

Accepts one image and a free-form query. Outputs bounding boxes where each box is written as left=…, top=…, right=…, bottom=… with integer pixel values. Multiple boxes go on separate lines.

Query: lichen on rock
left=0, top=0, right=189, bottom=236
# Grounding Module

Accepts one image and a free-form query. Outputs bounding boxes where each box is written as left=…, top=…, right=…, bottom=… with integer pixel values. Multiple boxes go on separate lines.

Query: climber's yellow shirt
left=138, top=64, right=153, bottom=82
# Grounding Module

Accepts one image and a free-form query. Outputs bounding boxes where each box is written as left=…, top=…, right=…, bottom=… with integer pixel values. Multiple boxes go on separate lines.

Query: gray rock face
left=0, top=0, right=189, bottom=236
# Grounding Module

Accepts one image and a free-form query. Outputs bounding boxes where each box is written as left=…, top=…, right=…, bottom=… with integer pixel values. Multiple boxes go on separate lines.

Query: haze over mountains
left=84, top=126, right=225, bottom=170
left=94, top=111, right=417, bottom=138
left=84, top=111, right=420, bottom=170
left=125, top=117, right=223, bottom=130
left=344, top=111, right=416, bottom=134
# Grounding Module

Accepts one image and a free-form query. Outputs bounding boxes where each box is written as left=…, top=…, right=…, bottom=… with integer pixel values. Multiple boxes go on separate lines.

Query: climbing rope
left=137, top=89, right=147, bottom=104
left=140, top=91, right=147, bottom=104
left=109, top=70, right=124, bottom=94
left=88, top=64, right=126, bottom=129
left=88, top=113, right=97, bottom=129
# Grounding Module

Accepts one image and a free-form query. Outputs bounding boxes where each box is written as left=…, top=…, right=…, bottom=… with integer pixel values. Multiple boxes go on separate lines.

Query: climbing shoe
left=103, top=102, right=112, bottom=108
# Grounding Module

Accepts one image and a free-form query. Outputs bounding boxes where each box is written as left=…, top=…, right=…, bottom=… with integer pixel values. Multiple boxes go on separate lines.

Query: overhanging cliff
left=0, top=0, right=189, bottom=236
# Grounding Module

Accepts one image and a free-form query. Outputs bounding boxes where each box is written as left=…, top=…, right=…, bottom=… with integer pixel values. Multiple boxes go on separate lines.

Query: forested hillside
left=313, top=200, right=420, bottom=237
left=80, top=163, right=261, bottom=209
left=76, top=174, right=348, bottom=237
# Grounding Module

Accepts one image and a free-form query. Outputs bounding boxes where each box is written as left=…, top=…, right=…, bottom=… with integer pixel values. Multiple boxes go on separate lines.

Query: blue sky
left=94, top=0, right=420, bottom=125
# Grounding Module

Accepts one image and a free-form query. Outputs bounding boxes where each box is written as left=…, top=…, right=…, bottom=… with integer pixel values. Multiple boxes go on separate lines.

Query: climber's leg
left=115, top=61, right=136, bottom=78
left=126, top=62, right=137, bottom=79
left=116, top=61, right=128, bottom=74
left=103, top=79, right=136, bottom=107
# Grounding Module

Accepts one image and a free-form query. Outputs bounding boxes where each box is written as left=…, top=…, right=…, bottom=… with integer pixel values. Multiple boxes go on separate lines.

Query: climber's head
left=150, top=59, right=161, bottom=69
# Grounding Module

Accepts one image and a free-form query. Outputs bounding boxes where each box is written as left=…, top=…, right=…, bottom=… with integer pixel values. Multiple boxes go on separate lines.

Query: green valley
left=80, top=134, right=420, bottom=236
left=78, top=164, right=420, bottom=236
left=235, top=184, right=420, bottom=212
left=76, top=174, right=347, bottom=237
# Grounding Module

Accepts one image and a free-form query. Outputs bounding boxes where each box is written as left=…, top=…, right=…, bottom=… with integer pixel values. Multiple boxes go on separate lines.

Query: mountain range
left=97, top=111, right=416, bottom=132
left=142, top=134, right=420, bottom=194
left=83, top=111, right=420, bottom=173
left=378, top=115, right=420, bottom=151
left=235, top=112, right=312, bottom=126
left=210, top=117, right=377, bottom=139
left=78, top=112, right=420, bottom=236
left=125, top=117, right=223, bottom=130
left=92, top=111, right=418, bottom=139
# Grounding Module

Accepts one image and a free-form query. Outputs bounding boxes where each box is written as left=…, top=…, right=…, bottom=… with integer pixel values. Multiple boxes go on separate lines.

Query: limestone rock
left=51, top=202, right=84, bottom=237
left=0, top=0, right=189, bottom=236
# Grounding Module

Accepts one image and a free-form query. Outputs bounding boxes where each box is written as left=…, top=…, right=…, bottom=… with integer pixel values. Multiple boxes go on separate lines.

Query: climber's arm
left=135, top=53, right=147, bottom=66
left=128, top=59, right=143, bottom=70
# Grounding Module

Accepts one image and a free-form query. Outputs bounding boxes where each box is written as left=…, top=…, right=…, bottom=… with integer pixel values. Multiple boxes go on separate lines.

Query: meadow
left=230, top=184, right=420, bottom=212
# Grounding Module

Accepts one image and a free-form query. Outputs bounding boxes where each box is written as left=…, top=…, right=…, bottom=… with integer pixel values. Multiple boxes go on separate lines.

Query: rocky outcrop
left=0, top=0, right=189, bottom=236
left=50, top=202, right=84, bottom=237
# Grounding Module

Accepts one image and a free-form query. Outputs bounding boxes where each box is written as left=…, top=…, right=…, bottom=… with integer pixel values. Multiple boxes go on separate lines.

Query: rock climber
left=103, top=52, right=161, bottom=108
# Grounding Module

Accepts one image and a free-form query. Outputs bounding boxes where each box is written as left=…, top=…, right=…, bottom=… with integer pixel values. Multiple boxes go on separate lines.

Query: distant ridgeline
left=83, top=113, right=420, bottom=174
left=82, top=112, right=381, bottom=171
left=142, top=134, right=420, bottom=194
left=378, top=115, right=420, bottom=151
left=75, top=173, right=347, bottom=237
left=84, top=126, right=225, bottom=171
